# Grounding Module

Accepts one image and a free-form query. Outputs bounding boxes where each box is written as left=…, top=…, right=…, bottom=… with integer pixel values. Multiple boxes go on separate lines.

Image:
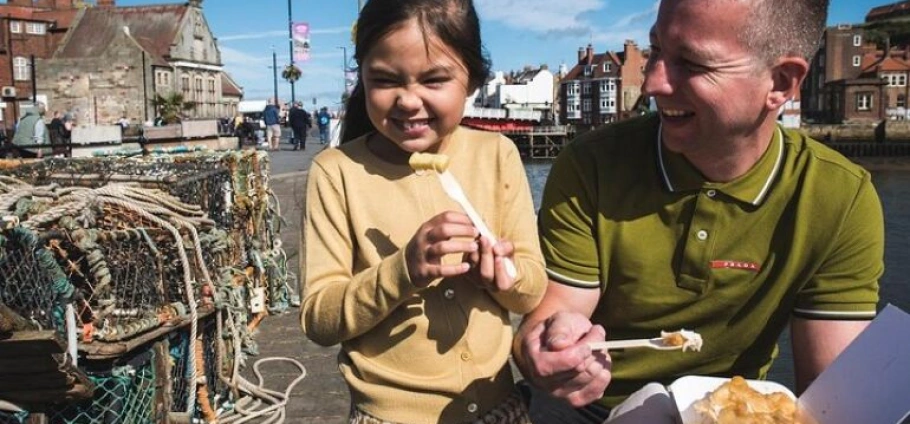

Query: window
left=583, top=99, right=591, bottom=112
left=584, top=65, right=594, bottom=77
left=13, top=56, right=29, bottom=81
left=856, top=93, right=872, bottom=111
left=603, top=63, right=611, bottom=73
left=883, top=73, right=907, bottom=87
left=582, top=84, right=591, bottom=94
left=853, top=34, right=862, bottom=47
left=9, top=21, right=21, bottom=33
left=853, top=55, right=861, bottom=67
left=898, top=94, right=907, bottom=109
left=181, top=75, right=190, bottom=95
left=25, top=22, right=45, bottom=35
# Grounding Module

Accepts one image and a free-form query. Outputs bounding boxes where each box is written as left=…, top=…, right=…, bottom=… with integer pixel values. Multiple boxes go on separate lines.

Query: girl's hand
left=464, top=236, right=517, bottom=291
left=405, top=211, right=478, bottom=287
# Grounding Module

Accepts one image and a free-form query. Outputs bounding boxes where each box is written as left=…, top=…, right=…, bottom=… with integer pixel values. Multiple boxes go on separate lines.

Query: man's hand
left=517, top=311, right=613, bottom=407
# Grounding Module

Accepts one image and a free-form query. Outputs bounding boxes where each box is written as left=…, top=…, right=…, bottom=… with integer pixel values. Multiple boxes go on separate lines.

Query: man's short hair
left=743, top=0, right=829, bottom=64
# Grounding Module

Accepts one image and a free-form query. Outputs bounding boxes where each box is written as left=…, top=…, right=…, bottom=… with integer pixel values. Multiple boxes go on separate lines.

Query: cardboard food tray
left=606, top=306, right=910, bottom=424
left=669, top=376, right=795, bottom=424
left=668, top=304, right=910, bottom=424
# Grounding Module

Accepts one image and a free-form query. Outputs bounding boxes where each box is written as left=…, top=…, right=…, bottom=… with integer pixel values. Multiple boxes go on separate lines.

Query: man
left=47, top=111, right=68, bottom=157
left=262, top=98, right=281, bottom=151
left=288, top=101, right=311, bottom=151
left=316, top=106, right=331, bottom=145
left=512, top=0, right=884, bottom=421
left=12, top=103, right=50, bottom=158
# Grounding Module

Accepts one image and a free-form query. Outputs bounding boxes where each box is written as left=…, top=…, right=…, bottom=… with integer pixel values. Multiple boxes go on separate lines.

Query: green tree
left=152, top=92, right=195, bottom=124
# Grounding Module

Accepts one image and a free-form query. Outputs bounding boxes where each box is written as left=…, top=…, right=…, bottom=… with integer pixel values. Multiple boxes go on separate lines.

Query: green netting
left=0, top=411, right=29, bottom=424
left=46, top=349, right=157, bottom=424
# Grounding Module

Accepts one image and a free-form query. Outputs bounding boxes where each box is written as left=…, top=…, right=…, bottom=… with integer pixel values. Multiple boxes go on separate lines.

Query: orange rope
left=194, top=338, right=218, bottom=423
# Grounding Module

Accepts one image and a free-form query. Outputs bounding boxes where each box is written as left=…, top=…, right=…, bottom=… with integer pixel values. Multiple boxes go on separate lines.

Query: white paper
left=799, top=304, right=910, bottom=424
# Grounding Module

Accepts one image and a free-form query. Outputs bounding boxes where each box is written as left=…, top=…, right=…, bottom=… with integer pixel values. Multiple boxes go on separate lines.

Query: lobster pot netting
left=0, top=227, right=74, bottom=331
left=0, top=157, right=234, bottom=229
left=45, top=347, right=158, bottom=424
left=0, top=150, right=291, bottom=421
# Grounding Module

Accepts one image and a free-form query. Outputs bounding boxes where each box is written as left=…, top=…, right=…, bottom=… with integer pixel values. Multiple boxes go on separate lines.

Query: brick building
left=0, top=0, right=81, bottom=128
left=0, top=0, right=241, bottom=130
left=558, top=41, right=647, bottom=129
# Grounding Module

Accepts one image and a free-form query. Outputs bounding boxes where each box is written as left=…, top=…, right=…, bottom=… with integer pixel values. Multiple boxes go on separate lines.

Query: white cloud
left=475, top=0, right=604, bottom=35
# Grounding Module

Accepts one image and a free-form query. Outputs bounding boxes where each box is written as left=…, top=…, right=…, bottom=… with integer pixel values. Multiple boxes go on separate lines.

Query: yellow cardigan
left=301, top=126, right=546, bottom=423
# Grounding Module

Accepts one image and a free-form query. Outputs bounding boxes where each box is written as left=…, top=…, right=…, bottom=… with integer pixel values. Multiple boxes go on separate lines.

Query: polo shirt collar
left=657, top=125, right=784, bottom=206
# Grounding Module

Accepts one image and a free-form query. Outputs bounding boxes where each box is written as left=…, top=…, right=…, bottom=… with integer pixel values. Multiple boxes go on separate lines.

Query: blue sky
left=109, top=0, right=891, bottom=110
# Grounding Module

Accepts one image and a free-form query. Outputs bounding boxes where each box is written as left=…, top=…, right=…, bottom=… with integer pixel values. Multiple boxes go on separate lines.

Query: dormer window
left=603, top=63, right=611, bottom=72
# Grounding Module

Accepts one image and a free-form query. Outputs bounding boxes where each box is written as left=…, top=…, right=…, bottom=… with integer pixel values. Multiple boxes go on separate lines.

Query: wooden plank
left=0, top=383, right=93, bottom=404
left=0, top=331, right=64, bottom=356
left=0, top=356, right=60, bottom=374
left=79, top=305, right=214, bottom=359
left=0, top=370, right=74, bottom=391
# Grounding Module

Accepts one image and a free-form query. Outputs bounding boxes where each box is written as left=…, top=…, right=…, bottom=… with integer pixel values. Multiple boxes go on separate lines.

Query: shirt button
left=706, top=189, right=717, bottom=198
left=444, top=288, right=455, bottom=299
left=696, top=230, right=709, bottom=241
left=467, top=403, right=478, bottom=413
left=461, top=352, right=472, bottom=361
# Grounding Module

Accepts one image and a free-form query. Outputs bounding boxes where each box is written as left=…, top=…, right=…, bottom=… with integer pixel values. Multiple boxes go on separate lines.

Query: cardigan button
left=467, top=403, right=478, bottom=413
left=444, top=288, right=455, bottom=299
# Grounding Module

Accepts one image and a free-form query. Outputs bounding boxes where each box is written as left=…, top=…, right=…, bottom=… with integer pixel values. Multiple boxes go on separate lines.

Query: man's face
left=642, top=0, right=774, bottom=158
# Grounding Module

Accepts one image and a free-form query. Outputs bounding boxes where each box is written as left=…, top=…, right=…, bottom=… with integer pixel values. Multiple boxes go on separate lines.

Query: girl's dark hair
left=340, top=0, right=491, bottom=143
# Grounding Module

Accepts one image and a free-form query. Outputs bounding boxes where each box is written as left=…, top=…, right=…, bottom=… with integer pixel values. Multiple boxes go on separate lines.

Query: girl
left=300, top=0, right=546, bottom=423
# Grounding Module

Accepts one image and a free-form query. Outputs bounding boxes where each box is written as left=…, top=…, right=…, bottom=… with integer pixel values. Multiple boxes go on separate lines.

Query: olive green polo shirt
left=538, top=114, right=883, bottom=407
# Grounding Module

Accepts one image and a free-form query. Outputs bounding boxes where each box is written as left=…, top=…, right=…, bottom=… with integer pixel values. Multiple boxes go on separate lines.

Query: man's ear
left=767, top=57, right=809, bottom=110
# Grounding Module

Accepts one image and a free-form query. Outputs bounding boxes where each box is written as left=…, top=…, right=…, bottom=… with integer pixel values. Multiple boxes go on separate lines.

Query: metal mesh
left=0, top=227, right=73, bottom=331
left=0, top=411, right=29, bottom=424
left=45, top=348, right=157, bottom=424
left=168, top=329, right=192, bottom=415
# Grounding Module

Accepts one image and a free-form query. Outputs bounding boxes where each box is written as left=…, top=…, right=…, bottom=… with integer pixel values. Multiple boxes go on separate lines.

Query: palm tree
left=152, top=92, right=196, bottom=124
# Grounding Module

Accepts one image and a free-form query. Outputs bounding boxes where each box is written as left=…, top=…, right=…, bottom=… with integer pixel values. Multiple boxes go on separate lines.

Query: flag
left=292, top=22, right=310, bottom=62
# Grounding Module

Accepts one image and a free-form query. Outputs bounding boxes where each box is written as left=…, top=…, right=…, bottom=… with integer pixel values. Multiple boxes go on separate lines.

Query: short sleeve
left=538, top=145, right=602, bottom=288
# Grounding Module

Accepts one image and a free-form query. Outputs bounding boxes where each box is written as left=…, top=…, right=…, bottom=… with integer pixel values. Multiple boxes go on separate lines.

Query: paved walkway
left=245, top=135, right=350, bottom=423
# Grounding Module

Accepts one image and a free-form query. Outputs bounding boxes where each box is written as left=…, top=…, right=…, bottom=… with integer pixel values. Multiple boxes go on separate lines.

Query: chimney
left=586, top=44, right=594, bottom=65
left=97, top=0, right=116, bottom=8
left=578, top=47, right=586, bottom=64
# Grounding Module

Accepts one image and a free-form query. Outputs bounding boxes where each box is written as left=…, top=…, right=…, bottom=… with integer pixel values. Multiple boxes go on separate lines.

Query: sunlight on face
left=361, top=19, right=471, bottom=155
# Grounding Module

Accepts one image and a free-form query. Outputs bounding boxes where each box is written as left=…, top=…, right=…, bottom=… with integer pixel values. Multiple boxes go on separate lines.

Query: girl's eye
left=369, top=77, right=398, bottom=87
left=423, top=77, right=450, bottom=87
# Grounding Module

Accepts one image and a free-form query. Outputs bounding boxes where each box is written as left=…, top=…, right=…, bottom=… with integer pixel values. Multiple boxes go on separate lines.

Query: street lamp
left=286, top=0, right=296, bottom=103
left=337, top=46, right=350, bottom=94
left=271, top=46, right=279, bottom=103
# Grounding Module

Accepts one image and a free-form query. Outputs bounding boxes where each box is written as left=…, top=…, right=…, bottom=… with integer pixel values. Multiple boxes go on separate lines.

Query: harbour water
left=522, top=159, right=910, bottom=391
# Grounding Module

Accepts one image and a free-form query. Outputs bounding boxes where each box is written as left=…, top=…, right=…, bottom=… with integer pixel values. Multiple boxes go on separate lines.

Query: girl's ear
left=767, top=57, right=809, bottom=111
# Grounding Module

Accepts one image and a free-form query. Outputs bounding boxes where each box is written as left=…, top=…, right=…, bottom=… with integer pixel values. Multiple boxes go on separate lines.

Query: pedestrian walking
left=288, top=101, right=311, bottom=151
left=262, top=98, right=281, bottom=151
left=316, top=106, right=331, bottom=145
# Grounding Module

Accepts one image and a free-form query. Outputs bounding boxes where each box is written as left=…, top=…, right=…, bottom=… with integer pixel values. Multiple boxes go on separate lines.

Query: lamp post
left=287, top=0, right=296, bottom=103
left=271, top=46, right=279, bottom=103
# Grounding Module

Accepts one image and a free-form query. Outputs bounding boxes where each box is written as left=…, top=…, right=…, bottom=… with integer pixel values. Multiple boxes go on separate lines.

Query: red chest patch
left=710, top=260, right=761, bottom=272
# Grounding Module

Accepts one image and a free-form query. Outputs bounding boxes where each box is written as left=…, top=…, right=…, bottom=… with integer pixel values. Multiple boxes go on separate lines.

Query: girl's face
left=362, top=19, right=471, bottom=154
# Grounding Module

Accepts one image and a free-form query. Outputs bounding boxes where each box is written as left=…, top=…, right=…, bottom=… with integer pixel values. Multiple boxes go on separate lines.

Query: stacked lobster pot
left=0, top=150, right=294, bottom=424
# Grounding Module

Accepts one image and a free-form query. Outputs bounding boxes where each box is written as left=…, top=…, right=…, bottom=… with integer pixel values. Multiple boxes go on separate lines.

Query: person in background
left=301, top=0, right=547, bottom=422
left=47, top=111, right=68, bottom=157
left=11, top=103, right=50, bottom=159
left=262, top=98, right=281, bottom=151
left=512, top=0, right=885, bottom=422
left=316, top=106, right=331, bottom=145
left=288, top=101, right=312, bottom=151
